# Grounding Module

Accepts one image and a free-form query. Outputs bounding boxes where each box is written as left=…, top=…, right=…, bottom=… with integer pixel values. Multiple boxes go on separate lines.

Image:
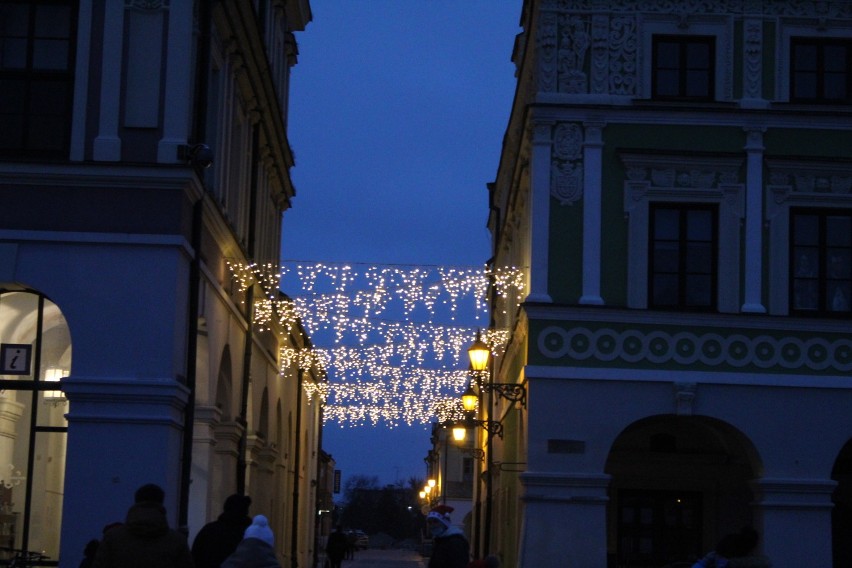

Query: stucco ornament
left=551, top=123, right=584, bottom=205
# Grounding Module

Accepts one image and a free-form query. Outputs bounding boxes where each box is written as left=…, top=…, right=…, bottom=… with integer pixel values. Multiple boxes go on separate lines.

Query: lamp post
left=467, top=331, right=491, bottom=558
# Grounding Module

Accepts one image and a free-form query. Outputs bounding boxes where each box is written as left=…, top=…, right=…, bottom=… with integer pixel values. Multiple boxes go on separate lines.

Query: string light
left=227, top=261, right=525, bottom=427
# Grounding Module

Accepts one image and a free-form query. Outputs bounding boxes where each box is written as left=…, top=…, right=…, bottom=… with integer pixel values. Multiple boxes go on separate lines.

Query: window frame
left=648, top=203, right=719, bottom=311
left=0, top=0, right=77, bottom=159
left=789, top=207, right=852, bottom=316
left=790, top=37, right=852, bottom=104
left=651, top=34, right=716, bottom=101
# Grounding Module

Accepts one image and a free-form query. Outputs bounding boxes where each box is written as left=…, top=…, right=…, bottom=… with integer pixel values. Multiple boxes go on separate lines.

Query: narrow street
left=319, top=548, right=429, bottom=568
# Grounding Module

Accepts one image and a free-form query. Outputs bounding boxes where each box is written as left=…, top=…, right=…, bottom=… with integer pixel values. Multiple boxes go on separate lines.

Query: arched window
left=0, top=290, right=70, bottom=564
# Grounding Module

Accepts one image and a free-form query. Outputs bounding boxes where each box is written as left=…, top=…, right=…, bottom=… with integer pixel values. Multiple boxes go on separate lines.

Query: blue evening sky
left=282, top=1, right=522, bottom=488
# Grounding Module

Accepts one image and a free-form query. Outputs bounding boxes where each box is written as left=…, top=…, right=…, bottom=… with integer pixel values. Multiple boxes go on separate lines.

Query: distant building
left=424, top=423, right=476, bottom=534
left=482, top=1, right=852, bottom=567
left=0, top=1, right=319, bottom=566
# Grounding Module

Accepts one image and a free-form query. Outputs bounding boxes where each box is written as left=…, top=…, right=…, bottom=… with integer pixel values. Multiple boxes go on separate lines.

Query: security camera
left=188, top=143, right=214, bottom=169
left=178, top=143, right=214, bottom=169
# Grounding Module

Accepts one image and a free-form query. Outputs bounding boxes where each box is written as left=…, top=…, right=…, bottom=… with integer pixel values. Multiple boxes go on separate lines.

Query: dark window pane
left=28, top=114, right=66, bottom=150
left=653, top=242, right=679, bottom=273
left=685, top=275, right=712, bottom=305
left=824, top=45, right=848, bottom=71
left=793, top=215, right=819, bottom=245
left=686, top=43, right=710, bottom=67
left=655, top=71, right=679, bottom=96
left=656, top=42, right=679, bottom=68
left=653, top=275, right=678, bottom=306
left=685, top=243, right=713, bottom=273
left=1, top=37, right=27, bottom=68
left=0, top=5, right=29, bottom=37
left=793, top=280, right=819, bottom=310
left=34, top=6, right=71, bottom=38
left=823, top=73, right=847, bottom=100
left=794, top=44, right=818, bottom=70
left=0, top=115, right=23, bottom=148
left=826, top=281, right=851, bottom=312
left=685, top=71, right=710, bottom=97
left=687, top=210, right=713, bottom=240
left=827, top=249, right=851, bottom=279
left=28, top=80, right=69, bottom=112
left=33, top=39, right=69, bottom=70
left=0, top=78, right=25, bottom=110
left=794, top=247, right=819, bottom=277
left=654, top=209, right=679, bottom=239
left=793, top=73, right=818, bottom=99
left=827, top=216, right=852, bottom=245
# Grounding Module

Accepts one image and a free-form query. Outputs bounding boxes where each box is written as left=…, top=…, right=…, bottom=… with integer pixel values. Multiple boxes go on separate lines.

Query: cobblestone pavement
left=321, top=548, right=429, bottom=568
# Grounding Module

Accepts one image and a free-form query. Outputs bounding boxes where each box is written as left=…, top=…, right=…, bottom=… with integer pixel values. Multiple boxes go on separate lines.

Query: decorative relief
left=743, top=19, right=762, bottom=99
left=557, top=15, right=591, bottom=93
left=551, top=123, right=583, bottom=205
left=768, top=166, right=852, bottom=195
left=539, top=0, right=852, bottom=17
left=590, top=15, right=609, bottom=94
left=537, top=325, right=852, bottom=372
left=609, top=16, right=637, bottom=95
left=125, top=0, right=169, bottom=9
left=538, top=13, right=558, bottom=92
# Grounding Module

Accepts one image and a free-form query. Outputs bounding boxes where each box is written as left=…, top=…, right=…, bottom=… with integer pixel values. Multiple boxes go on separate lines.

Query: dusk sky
left=281, top=1, right=522, bottom=488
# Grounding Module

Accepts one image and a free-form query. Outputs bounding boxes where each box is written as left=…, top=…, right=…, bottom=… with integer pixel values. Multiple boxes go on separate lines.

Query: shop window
left=649, top=204, right=718, bottom=310
left=0, top=290, right=69, bottom=565
left=790, top=209, right=852, bottom=315
left=652, top=35, right=715, bottom=101
left=0, top=1, right=77, bottom=158
left=790, top=38, right=852, bottom=103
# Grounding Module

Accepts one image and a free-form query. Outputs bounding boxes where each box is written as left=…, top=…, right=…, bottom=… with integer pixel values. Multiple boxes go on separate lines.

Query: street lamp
left=467, top=330, right=490, bottom=372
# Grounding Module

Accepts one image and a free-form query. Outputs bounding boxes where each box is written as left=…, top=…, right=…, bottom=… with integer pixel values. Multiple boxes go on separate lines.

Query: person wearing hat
left=92, top=483, right=194, bottom=568
left=427, top=505, right=469, bottom=568
left=192, top=494, right=252, bottom=568
left=221, top=515, right=280, bottom=568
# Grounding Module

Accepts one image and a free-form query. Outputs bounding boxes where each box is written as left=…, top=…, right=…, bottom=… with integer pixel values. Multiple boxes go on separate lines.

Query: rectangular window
left=652, top=35, right=715, bottom=101
left=791, top=38, right=852, bottom=103
left=0, top=0, right=76, bottom=158
left=617, top=490, right=702, bottom=567
left=791, top=209, right=852, bottom=315
left=649, top=204, right=718, bottom=310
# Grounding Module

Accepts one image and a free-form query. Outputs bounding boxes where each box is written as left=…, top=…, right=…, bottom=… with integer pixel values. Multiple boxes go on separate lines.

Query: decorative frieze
left=539, top=0, right=852, bottom=18
left=124, top=0, right=169, bottom=9
left=537, top=325, right=852, bottom=373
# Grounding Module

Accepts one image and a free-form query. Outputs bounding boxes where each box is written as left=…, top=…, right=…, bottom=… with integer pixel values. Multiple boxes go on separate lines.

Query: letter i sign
left=0, top=344, right=32, bottom=375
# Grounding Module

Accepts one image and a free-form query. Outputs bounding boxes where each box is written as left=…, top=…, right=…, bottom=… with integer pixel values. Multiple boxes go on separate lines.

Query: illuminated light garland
left=227, top=261, right=524, bottom=427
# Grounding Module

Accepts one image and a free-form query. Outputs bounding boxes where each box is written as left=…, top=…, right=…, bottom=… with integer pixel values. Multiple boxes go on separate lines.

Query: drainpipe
left=179, top=0, right=211, bottom=530
left=290, top=367, right=304, bottom=568
left=237, top=125, right=261, bottom=492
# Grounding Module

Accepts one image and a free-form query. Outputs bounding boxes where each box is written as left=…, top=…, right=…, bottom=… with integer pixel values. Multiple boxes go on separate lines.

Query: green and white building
left=484, top=1, right=852, bottom=566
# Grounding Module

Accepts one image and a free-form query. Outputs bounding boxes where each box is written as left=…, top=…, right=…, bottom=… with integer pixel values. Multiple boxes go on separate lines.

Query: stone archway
left=832, top=439, right=852, bottom=567
left=604, top=415, right=761, bottom=568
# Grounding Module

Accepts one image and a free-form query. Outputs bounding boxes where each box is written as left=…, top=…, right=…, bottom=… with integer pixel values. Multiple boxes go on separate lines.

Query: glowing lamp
left=467, top=331, right=490, bottom=372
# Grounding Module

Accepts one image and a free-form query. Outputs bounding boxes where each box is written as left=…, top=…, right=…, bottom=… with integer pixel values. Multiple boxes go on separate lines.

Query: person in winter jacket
left=191, top=494, right=252, bottom=568
left=221, top=515, right=280, bottom=568
left=325, top=525, right=348, bottom=568
left=427, top=505, right=469, bottom=568
left=92, top=483, right=194, bottom=568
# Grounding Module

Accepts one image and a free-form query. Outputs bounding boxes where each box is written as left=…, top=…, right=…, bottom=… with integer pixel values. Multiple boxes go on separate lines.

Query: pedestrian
left=92, top=483, right=194, bottom=568
left=692, top=527, right=770, bottom=568
left=427, top=505, right=469, bottom=568
left=192, top=494, right=252, bottom=568
left=78, top=539, right=99, bottom=568
left=325, top=525, right=348, bottom=568
left=221, top=515, right=280, bottom=568
left=345, top=530, right=356, bottom=560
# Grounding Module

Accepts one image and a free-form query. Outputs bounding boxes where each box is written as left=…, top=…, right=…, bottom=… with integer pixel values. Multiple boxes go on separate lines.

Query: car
left=351, top=529, right=369, bottom=550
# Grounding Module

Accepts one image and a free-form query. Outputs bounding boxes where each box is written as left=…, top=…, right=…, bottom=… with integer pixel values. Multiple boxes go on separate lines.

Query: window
left=649, top=204, right=718, bottom=310
left=617, top=490, right=702, bottom=567
left=790, top=209, right=852, bottom=315
left=652, top=35, right=715, bottom=100
left=791, top=38, right=852, bottom=103
left=0, top=0, right=76, bottom=158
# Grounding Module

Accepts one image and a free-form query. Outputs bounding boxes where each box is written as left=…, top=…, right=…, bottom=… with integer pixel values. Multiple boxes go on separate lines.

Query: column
left=742, top=127, right=767, bottom=313
left=158, top=0, right=193, bottom=162
left=92, top=1, right=124, bottom=161
left=751, top=477, right=835, bottom=567
left=527, top=122, right=554, bottom=303
left=518, top=472, right=610, bottom=567
left=580, top=122, right=605, bottom=305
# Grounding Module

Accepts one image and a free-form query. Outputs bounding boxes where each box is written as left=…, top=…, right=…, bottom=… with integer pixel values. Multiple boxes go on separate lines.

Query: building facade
left=0, top=1, right=320, bottom=566
left=485, top=1, right=852, bottom=566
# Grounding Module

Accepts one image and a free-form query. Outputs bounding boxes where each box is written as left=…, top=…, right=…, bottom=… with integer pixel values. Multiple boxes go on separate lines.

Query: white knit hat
left=244, top=514, right=274, bottom=546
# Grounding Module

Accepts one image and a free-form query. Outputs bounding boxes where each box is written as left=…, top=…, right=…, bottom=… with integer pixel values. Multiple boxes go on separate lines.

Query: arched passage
left=832, top=439, right=852, bottom=567
left=605, top=415, right=762, bottom=567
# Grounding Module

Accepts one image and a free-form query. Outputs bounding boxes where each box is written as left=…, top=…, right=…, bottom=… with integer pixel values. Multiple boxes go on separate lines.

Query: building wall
left=489, top=1, right=852, bottom=567
left=0, top=1, right=316, bottom=566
